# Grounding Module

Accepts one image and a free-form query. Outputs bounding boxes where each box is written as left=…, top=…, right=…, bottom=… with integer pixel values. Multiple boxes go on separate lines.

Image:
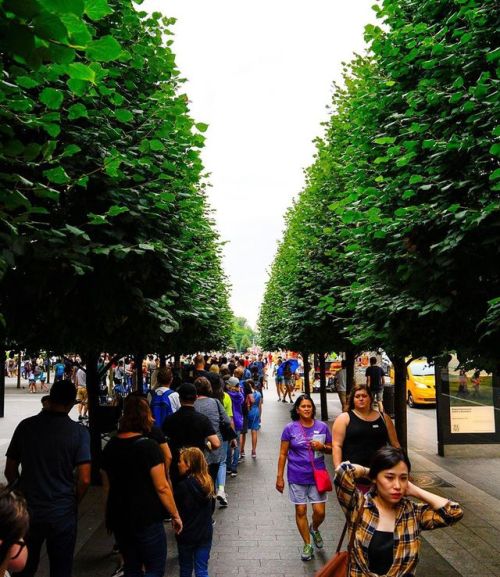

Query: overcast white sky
left=143, top=1, right=376, bottom=328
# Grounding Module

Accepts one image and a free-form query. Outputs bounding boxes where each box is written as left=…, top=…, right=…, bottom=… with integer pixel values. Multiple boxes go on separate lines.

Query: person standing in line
left=225, top=377, right=244, bottom=477
left=148, top=367, right=180, bottom=429
left=0, top=485, right=30, bottom=577
left=335, top=359, right=348, bottom=412
left=365, top=356, right=385, bottom=412
left=175, top=448, right=214, bottom=577
left=274, top=358, right=285, bottom=402
left=162, top=383, right=221, bottom=488
left=335, top=446, right=463, bottom=576
left=193, top=378, right=230, bottom=507
left=5, top=380, right=91, bottom=577
left=276, top=395, right=332, bottom=562
left=101, top=396, right=182, bottom=577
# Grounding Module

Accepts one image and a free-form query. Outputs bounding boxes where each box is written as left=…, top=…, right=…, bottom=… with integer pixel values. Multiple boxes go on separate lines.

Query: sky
left=142, top=0, right=377, bottom=328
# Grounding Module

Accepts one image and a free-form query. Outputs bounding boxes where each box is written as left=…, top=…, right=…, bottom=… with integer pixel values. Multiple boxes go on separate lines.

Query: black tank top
left=368, top=530, right=393, bottom=575
left=342, top=410, right=389, bottom=467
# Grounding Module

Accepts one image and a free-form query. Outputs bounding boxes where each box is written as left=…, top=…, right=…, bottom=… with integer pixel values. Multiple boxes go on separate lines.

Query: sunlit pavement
left=1, top=377, right=499, bottom=576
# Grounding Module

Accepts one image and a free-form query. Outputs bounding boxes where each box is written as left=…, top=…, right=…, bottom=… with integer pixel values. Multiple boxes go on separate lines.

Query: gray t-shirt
left=6, top=411, right=91, bottom=521
left=336, top=369, right=347, bottom=392
left=194, top=397, right=230, bottom=465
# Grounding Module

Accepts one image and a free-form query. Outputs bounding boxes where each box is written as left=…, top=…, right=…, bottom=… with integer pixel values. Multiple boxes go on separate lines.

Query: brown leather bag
left=314, top=502, right=364, bottom=577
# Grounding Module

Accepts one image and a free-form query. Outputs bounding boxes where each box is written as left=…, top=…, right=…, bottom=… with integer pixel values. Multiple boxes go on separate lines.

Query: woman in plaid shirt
left=335, top=447, right=463, bottom=576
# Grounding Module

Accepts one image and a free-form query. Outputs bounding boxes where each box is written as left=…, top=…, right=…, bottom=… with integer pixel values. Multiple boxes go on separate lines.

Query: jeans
left=177, top=541, right=211, bottom=577
left=216, top=441, right=228, bottom=487
left=115, top=522, right=166, bottom=577
left=226, top=431, right=240, bottom=472
left=16, top=513, right=77, bottom=577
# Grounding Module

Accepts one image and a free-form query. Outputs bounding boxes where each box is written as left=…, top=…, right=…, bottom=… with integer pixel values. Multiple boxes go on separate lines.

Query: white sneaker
left=216, top=488, right=228, bottom=508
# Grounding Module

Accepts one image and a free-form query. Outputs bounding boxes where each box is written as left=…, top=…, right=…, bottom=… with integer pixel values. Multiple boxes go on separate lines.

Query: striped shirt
left=335, top=462, right=463, bottom=577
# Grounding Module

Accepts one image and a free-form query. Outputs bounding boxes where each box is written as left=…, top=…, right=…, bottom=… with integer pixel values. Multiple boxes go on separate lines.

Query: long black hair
left=290, top=394, right=316, bottom=421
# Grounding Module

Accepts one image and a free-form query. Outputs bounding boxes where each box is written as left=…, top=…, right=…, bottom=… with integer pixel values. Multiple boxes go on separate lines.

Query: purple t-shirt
left=281, top=420, right=332, bottom=485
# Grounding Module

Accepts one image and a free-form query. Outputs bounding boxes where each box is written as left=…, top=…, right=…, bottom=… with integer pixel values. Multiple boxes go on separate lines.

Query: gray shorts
left=288, top=483, right=327, bottom=505
left=374, top=389, right=384, bottom=402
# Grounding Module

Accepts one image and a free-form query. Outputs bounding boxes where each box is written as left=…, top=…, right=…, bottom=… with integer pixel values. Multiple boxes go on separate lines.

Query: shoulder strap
left=335, top=493, right=365, bottom=553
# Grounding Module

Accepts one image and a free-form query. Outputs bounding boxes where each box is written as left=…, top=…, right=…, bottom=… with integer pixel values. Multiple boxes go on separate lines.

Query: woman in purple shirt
left=276, top=395, right=332, bottom=562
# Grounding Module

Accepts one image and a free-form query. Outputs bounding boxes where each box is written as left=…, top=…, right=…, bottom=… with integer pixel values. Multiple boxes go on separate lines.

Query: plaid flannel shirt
left=335, top=462, right=463, bottom=577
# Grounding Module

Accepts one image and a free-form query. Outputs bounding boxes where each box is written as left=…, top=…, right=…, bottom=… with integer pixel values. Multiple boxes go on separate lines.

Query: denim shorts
left=288, top=483, right=327, bottom=505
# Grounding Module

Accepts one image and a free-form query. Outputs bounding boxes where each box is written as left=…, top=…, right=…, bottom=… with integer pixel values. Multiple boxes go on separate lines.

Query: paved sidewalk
left=1, top=377, right=499, bottom=576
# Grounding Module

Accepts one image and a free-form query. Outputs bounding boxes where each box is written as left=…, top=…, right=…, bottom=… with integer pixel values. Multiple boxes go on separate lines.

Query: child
left=457, top=369, right=469, bottom=396
left=471, top=370, right=481, bottom=398
left=175, top=447, right=214, bottom=577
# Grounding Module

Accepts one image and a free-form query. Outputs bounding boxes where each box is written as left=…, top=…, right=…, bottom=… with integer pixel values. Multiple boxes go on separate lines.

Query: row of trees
left=259, top=0, right=499, bottom=441
left=0, top=0, right=233, bottom=472
left=0, top=0, right=232, bottom=357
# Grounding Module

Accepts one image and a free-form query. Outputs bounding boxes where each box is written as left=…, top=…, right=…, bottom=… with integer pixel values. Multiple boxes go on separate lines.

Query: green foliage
left=0, top=0, right=232, bottom=354
left=231, top=317, right=256, bottom=352
left=260, top=0, right=499, bottom=369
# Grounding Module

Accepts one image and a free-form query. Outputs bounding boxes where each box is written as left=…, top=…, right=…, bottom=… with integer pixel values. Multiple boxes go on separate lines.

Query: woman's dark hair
left=210, top=377, right=225, bottom=403
left=290, top=394, right=316, bottom=421
left=347, top=384, right=373, bottom=411
left=194, top=376, right=212, bottom=396
left=119, top=394, right=153, bottom=433
left=0, top=485, right=29, bottom=564
left=368, top=446, right=411, bottom=480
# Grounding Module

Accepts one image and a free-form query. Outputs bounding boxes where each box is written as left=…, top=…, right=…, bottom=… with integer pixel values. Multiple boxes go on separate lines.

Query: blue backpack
left=150, top=389, right=175, bottom=427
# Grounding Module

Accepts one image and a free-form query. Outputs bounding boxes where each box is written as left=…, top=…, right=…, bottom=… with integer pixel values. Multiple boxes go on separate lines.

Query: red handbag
left=300, top=422, right=333, bottom=492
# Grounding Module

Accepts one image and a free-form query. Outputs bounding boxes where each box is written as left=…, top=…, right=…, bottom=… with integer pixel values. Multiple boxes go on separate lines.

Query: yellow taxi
left=390, top=359, right=436, bottom=407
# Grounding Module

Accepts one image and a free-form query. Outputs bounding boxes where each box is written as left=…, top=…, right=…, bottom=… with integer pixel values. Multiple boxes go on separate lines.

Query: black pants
left=15, top=514, right=77, bottom=577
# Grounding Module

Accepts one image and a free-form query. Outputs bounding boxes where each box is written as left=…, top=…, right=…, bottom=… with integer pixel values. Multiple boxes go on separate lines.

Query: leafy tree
left=231, top=316, right=255, bottom=352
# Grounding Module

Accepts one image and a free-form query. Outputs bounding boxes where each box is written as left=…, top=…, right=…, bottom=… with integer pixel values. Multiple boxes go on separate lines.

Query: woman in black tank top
left=332, top=385, right=400, bottom=475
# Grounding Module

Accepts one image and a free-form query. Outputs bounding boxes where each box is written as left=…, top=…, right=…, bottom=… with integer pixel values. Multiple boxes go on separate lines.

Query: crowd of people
left=2, top=350, right=465, bottom=577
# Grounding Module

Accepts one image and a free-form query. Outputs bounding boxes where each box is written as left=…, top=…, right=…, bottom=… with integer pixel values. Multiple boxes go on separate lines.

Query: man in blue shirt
left=5, top=379, right=91, bottom=577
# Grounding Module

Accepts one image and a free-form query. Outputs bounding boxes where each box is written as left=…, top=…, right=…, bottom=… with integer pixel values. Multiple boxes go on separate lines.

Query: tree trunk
left=319, top=352, right=328, bottom=421
left=17, top=351, right=21, bottom=389
left=303, top=352, right=310, bottom=396
left=46, top=355, right=51, bottom=385
left=392, top=355, right=407, bottom=451
left=159, top=354, right=166, bottom=368
left=0, top=352, right=5, bottom=418
left=134, top=351, right=144, bottom=393
left=345, top=349, right=356, bottom=396
left=85, top=350, right=101, bottom=485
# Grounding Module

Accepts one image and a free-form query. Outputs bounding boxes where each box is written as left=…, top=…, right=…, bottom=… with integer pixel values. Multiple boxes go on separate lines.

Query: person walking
left=175, top=447, right=214, bottom=577
left=276, top=395, right=332, bottom=562
left=335, top=359, right=348, bottom=411
left=100, top=395, right=182, bottom=577
left=246, top=379, right=263, bottom=458
left=334, top=446, right=463, bottom=576
left=225, top=377, right=244, bottom=477
left=332, top=384, right=400, bottom=493
left=5, top=380, right=91, bottom=577
left=365, top=356, right=385, bottom=412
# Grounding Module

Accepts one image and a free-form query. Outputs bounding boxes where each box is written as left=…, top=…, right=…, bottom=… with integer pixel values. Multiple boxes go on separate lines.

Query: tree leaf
left=40, top=87, right=64, bottom=109
left=43, top=166, right=70, bottom=184
left=38, top=0, right=84, bottom=15
left=67, top=103, right=88, bottom=120
left=115, top=108, right=133, bottom=123
left=84, top=0, right=113, bottom=20
left=86, top=35, right=122, bottom=62
left=67, top=62, right=96, bottom=82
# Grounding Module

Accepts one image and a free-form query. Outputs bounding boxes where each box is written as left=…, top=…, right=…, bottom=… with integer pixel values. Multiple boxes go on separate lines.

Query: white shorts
left=288, top=483, right=327, bottom=505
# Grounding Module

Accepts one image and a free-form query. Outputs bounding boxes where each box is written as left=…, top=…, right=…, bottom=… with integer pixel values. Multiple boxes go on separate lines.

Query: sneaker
left=251, top=451, right=256, bottom=458
left=239, top=452, right=245, bottom=460
left=111, top=565, right=124, bottom=577
left=230, top=470, right=238, bottom=478
left=309, top=525, right=324, bottom=548
left=301, top=543, right=314, bottom=561
left=216, top=489, right=228, bottom=508
left=78, top=415, right=84, bottom=421
left=281, top=399, right=287, bottom=403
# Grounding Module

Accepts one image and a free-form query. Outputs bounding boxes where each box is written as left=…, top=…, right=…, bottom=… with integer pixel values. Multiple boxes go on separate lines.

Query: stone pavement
left=1, top=377, right=499, bottom=576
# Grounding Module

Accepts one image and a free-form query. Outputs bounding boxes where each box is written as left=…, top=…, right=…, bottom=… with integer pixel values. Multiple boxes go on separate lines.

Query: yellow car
left=390, top=359, right=436, bottom=407
left=406, top=360, right=436, bottom=407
